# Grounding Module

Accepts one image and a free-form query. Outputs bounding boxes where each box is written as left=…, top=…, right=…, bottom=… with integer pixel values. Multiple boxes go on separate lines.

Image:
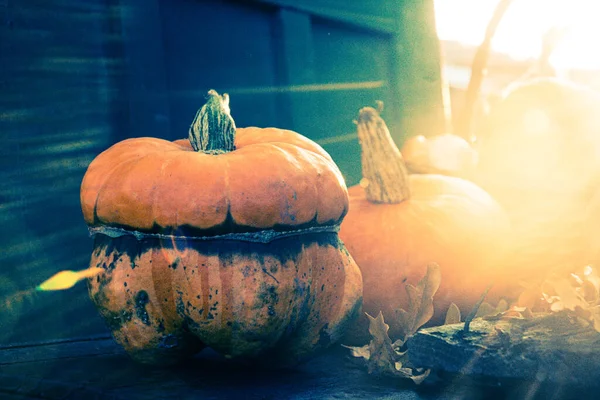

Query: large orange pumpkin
left=475, top=78, right=600, bottom=283
left=81, top=90, right=362, bottom=366
left=339, top=105, right=512, bottom=340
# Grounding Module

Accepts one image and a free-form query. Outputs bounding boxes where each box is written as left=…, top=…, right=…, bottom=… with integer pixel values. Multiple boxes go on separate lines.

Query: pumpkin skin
left=339, top=106, right=511, bottom=341
left=81, top=91, right=362, bottom=365
left=401, top=133, right=478, bottom=178
left=88, top=231, right=360, bottom=366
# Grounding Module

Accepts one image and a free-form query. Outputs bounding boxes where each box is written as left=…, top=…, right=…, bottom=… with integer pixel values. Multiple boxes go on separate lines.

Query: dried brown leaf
left=546, top=278, right=586, bottom=311
left=581, top=280, right=599, bottom=304
left=395, top=364, right=431, bottom=385
left=444, top=302, right=461, bottom=325
left=495, top=299, right=509, bottom=313
left=518, top=285, right=543, bottom=309
left=343, top=344, right=370, bottom=360
left=398, top=263, right=441, bottom=339
left=364, top=312, right=397, bottom=375
left=345, top=312, right=431, bottom=385
left=474, top=301, right=496, bottom=318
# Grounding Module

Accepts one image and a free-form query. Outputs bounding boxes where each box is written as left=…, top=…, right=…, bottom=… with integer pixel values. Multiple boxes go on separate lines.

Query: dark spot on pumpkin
left=321, top=284, right=325, bottom=291
left=196, top=295, right=201, bottom=299
left=157, top=320, right=165, bottom=333
left=401, top=277, right=408, bottom=283
left=159, top=334, right=178, bottom=349
left=256, top=283, right=279, bottom=310
left=215, top=289, right=218, bottom=295
left=169, top=259, right=179, bottom=269
left=242, top=265, right=252, bottom=277
left=207, top=312, right=214, bottom=320
left=123, top=282, right=127, bottom=287
left=134, top=290, right=151, bottom=326
left=176, top=296, right=185, bottom=315
left=269, top=264, right=278, bottom=274
left=268, top=306, right=275, bottom=316
left=96, top=276, right=100, bottom=283
left=198, top=308, right=204, bottom=315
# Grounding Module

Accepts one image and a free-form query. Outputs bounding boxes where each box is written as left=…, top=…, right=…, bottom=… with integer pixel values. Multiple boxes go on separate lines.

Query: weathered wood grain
left=408, top=313, right=600, bottom=388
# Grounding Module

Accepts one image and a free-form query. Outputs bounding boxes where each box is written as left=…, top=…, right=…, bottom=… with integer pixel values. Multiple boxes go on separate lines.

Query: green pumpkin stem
left=189, top=89, right=236, bottom=154
left=356, top=104, right=411, bottom=204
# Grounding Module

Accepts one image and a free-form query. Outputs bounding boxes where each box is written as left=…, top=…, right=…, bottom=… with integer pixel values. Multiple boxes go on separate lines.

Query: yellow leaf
left=37, top=271, right=81, bottom=291
left=37, top=268, right=103, bottom=291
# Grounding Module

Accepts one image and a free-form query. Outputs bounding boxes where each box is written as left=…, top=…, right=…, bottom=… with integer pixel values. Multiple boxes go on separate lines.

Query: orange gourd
left=81, top=90, right=362, bottom=365
left=339, top=105, right=512, bottom=340
left=401, top=133, right=478, bottom=179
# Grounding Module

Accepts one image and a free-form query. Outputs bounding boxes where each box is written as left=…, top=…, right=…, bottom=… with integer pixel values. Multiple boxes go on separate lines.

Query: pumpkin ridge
left=97, top=153, right=161, bottom=229
left=91, top=156, right=147, bottom=226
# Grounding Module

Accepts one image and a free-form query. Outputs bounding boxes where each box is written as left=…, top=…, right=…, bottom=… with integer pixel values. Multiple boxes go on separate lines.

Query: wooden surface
left=0, top=336, right=428, bottom=400
left=408, top=314, right=600, bottom=391
left=0, top=333, right=596, bottom=400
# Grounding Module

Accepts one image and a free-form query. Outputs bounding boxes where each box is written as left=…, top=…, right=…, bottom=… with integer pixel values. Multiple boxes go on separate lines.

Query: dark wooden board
left=408, top=314, right=600, bottom=390
left=0, top=337, right=430, bottom=400
left=3, top=333, right=598, bottom=400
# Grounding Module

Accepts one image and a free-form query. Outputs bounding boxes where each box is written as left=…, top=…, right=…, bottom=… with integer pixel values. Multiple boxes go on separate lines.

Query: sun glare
left=434, top=0, right=600, bottom=71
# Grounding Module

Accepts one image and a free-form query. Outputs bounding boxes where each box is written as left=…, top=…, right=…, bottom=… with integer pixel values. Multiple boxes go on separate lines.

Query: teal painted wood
left=0, top=0, right=120, bottom=345
left=117, top=0, right=172, bottom=141
left=390, top=0, right=447, bottom=139
left=273, top=8, right=315, bottom=129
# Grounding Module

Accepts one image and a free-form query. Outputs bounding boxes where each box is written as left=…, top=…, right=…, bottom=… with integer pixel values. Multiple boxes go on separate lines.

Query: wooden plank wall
left=0, top=0, right=123, bottom=344
left=1, top=0, right=444, bottom=345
